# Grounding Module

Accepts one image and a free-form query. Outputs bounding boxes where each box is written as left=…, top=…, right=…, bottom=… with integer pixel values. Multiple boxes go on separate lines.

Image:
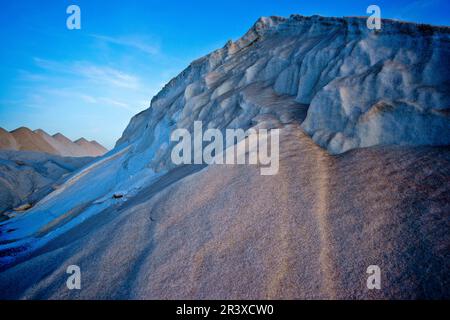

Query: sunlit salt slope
left=0, top=15, right=449, bottom=299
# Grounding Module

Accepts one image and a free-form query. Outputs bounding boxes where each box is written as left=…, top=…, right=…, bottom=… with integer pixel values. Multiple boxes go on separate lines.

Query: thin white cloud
left=74, top=64, right=140, bottom=89
left=79, top=94, right=98, bottom=104
left=35, top=88, right=97, bottom=105
left=0, top=98, right=43, bottom=110
left=17, top=69, right=48, bottom=82
left=37, top=88, right=140, bottom=111
left=98, top=98, right=142, bottom=112
left=16, top=58, right=157, bottom=121
left=33, top=58, right=141, bottom=90
left=90, top=34, right=160, bottom=55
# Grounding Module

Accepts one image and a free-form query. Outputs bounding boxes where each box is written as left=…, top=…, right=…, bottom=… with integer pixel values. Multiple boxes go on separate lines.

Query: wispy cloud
left=30, top=87, right=141, bottom=112
left=90, top=34, right=160, bottom=55
left=79, top=94, right=98, bottom=104
left=75, top=64, right=141, bottom=89
left=98, top=97, right=136, bottom=111
left=0, top=97, right=44, bottom=110
left=33, top=58, right=141, bottom=90
left=17, top=69, right=48, bottom=82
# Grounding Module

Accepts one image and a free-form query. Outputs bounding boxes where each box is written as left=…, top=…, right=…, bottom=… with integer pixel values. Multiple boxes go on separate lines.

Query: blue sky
left=1, top=0, right=449, bottom=149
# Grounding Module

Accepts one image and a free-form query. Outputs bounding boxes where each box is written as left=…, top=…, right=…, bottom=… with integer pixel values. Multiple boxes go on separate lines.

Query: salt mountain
left=0, top=15, right=449, bottom=299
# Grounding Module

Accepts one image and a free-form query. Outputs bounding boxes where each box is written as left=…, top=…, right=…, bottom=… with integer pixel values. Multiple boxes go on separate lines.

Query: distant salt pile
left=0, top=127, right=108, bottom=157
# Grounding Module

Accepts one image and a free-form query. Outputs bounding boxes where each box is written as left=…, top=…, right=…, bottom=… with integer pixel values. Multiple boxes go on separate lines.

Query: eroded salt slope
left=118, top=14, right=450, bottom=158
left=1, top=15, right=449, bottom=268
